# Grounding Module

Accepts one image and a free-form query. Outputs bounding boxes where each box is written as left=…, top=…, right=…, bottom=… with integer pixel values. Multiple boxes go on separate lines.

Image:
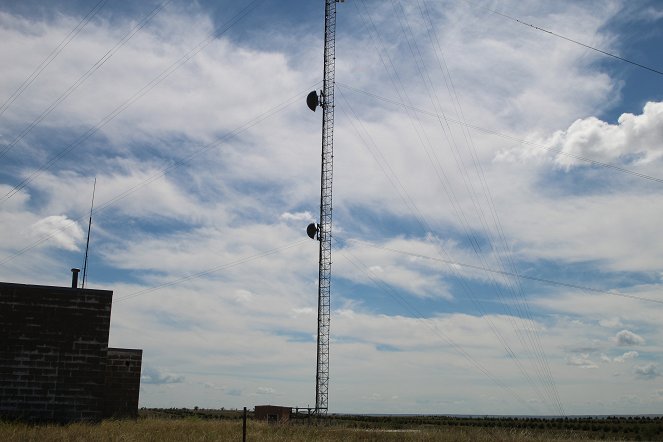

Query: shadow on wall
left=0, top=280, right=142, bottom=422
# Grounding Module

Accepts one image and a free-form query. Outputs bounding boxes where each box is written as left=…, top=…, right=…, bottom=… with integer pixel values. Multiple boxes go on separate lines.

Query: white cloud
left=30, top=215, right=83, bottom=251
left=233, top=289, right=255, bottom=305
left=280, top=211, right=313, bottom=222
left=141, top=366, right=185, bottom=385
left=634, top=363, right=660, bottom=380
left=615, top=330, right=645, bottom=346
left=614, top=351, right=638, bottom=363
left=548, top=101, right=663, bottom=168
left=566, top=354, right=598, bottom=369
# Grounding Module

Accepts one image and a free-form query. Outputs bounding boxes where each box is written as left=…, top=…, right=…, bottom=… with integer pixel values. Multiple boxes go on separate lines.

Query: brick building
left=254, top=405, right=292, bottom=423
left=104, top=348, right=143, bottom=418
left=0, top=281, right=142, bottom=422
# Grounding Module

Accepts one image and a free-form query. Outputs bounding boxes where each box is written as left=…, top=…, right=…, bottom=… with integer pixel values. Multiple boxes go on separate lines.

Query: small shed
left=254, top=405, right=291, bottom=424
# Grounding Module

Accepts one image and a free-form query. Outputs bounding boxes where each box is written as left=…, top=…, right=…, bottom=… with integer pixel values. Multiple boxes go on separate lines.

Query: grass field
left=1, top=409, right=662, bottom=441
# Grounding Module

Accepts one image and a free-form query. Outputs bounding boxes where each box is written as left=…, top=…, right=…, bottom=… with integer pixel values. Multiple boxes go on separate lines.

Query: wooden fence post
left=243, top=407, right=247, bottom=442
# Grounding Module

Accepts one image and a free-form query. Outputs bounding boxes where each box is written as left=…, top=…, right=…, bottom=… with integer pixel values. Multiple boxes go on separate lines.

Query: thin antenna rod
left=82, top=177, right=96, bottom=289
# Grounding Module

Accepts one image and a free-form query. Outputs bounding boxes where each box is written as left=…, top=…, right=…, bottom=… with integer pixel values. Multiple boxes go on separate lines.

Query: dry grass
left=0, top=417, right=599, bottom=442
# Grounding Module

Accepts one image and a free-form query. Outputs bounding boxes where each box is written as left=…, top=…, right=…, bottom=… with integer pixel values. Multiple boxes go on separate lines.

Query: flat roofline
left=255, top=405, right=293, bottom=408
left=0, top=281, right=113, bottom=296
left=108, top=348, right=143, bottom=354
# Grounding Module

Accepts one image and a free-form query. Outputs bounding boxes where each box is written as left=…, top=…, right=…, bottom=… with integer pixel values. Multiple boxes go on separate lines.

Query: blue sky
left=1, top=0, right=663, bottom=415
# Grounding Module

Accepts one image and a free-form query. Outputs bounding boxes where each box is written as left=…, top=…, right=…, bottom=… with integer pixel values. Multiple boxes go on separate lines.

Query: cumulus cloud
left=614, top=351, right=638, bottom=363
left=30, top=215, right=83, bottom=251
left=280, top=211, right=313, bottom=222
left=634, top=363, right=660, bottom=379
left=566, top=354, right=598, bottom=369
left=233, top=289, right=255, bottom=305
left=548, top=101, right=663, bottom=168
left=141, top=366, right=185, bottom=385
left=615, top=330, right=645, bottom=346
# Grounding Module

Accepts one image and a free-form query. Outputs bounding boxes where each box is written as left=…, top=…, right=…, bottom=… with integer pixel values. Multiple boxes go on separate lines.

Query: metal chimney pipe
left=71, top=268, right=80, bottom=289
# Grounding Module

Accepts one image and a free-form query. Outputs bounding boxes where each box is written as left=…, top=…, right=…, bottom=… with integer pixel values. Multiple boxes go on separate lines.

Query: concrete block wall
left=103, top=348, right=142, bottom=418
left=255, top=405, right=292, bottom=423
left=0, top=282, right=113, bottom=422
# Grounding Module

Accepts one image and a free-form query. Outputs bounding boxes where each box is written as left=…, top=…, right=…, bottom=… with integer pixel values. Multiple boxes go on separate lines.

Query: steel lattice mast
left=306, top=0, right=340, bottom=415
left=315, top=0, right=337, bottom=415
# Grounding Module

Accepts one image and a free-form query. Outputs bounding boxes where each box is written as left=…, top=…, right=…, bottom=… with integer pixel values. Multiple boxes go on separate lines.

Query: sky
left=1, top=0, right=662, bottom=416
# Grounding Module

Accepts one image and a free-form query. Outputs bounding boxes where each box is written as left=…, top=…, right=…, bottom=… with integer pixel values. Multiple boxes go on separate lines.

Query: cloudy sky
left=1, top=0, right=663, bottom=415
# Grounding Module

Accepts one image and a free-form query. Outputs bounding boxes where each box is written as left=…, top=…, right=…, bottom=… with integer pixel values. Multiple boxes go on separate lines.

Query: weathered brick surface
left=103, top=348, right=142, bottom=418
left=0, top=282, right=112, bottom=422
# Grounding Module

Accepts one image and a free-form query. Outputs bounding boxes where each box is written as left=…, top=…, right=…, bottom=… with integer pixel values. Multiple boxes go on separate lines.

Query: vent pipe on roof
left=71, top=268, right=80, bottom=289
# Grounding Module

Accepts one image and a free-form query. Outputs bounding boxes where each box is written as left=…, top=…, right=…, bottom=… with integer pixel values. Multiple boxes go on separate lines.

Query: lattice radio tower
left=305, top=0, right=342, bottom=415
